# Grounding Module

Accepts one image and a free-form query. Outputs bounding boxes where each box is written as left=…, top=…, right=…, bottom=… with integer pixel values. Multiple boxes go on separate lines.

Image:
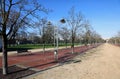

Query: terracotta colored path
left=0, top=45, right=99, bottom=71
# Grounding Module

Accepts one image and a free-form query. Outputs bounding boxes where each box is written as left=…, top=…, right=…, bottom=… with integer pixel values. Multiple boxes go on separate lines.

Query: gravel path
left=26, top=43, right=120, bottom=79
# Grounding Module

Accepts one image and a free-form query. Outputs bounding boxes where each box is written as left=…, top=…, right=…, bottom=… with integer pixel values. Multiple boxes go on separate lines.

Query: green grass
left=8, top=44, right=53, bottom=49
left=7, top=44, right=53, bottom=51
left=7, top=43, right=81, bottom=51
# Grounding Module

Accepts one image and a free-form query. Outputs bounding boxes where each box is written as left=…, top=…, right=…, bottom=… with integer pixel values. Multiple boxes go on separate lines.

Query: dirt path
left=25, top=43, right=120, bottom=79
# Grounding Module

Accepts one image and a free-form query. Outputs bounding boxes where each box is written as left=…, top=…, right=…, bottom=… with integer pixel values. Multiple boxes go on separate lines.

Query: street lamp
left=60, top=18, right=66, bottom=23
left=54, top=18, right=66, bottom=61
left=54, top=25, right=58, bottom=61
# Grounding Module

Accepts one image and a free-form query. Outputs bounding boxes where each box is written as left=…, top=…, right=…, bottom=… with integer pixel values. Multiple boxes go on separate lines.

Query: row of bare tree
left=108, top=31, right=120, bottom=44
left=0, top=0, right=104, bottom=75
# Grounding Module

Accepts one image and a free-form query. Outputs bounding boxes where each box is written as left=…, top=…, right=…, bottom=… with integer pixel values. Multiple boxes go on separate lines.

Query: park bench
left=17, top=49, right=32, bottom=55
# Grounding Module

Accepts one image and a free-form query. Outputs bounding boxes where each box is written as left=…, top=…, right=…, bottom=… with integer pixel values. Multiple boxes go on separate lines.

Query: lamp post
left=54, top=25, right=58, bottom=61
left=54, top=19, right=66, bottom=61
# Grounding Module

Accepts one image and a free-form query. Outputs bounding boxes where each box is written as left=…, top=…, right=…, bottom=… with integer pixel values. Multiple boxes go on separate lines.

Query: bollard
left=54, top=50, right=58, bottom=61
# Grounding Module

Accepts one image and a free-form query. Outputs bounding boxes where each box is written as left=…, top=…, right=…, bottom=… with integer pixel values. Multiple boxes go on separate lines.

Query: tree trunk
left=2, top=34, right=8, bottom=75
left=71, top=36, right=74, bottom=54
left=43, top=43, right=45, bottom=53
left=65, top=40, right=67, bottom=48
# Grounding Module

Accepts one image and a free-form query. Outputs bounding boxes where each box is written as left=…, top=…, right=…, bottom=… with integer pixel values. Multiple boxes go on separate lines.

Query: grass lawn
left=7, top=43, right=81, bottom=51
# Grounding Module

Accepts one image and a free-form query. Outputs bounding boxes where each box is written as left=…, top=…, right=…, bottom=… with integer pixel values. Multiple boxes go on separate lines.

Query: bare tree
left=75, top=31, right=84, bottom=45
left=82, top=20, right=91, bottom=46
left=45, top=21, right=54, bottom=44
left=90, top=30, right=104, bottom=45
left=59, top=27, right=70, bottom=48
left=27, top=32, right=38, bottom=43
left=108, top=31, right=120, bottom=44
left=36, top=18, right=48, bottom=53
left=66, top=7, right=83, bottom=53
left=0, top=0, right=49, bottom=74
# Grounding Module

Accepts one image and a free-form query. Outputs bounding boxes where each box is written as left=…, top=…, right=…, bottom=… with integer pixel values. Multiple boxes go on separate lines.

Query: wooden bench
left=17, top=49, right=32, bottom=55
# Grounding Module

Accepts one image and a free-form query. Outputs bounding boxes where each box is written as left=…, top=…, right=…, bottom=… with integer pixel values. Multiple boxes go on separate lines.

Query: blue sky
left=39, top=0, right=120, bottom=39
